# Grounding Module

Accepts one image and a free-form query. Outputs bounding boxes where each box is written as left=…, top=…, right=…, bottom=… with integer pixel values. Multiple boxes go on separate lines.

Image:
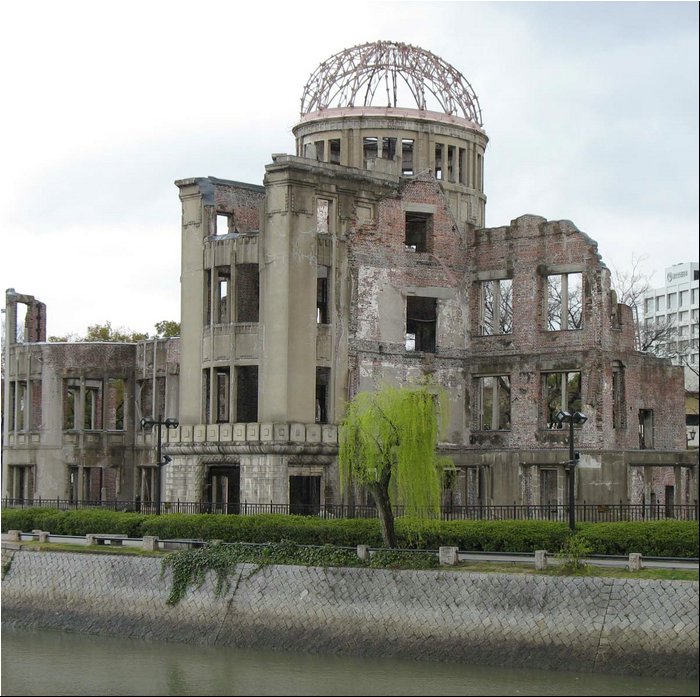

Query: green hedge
left=575, top=520, right=699, bottom=558
left=2, top=509, right=697, bottom=557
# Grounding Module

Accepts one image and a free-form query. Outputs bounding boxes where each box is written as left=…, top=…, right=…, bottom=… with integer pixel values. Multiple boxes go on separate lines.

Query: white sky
left=1, top=0, right=698, bottom=339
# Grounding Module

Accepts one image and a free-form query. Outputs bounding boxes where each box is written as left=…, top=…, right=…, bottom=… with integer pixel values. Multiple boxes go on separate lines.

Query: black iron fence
left=2, top=498, right=698, bottom=522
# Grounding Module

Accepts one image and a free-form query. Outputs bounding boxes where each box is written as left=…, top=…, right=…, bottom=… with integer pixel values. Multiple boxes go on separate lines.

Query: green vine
left=160, top=540, right=368, bottom=606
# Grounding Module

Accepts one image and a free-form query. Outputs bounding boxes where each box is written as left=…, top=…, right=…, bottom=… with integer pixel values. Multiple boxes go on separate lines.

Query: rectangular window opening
left=381, top=137, right=396, bottom=160
left=404, top=212, right=432, bottom=252
left=639, top=409, right=654, bottom=449
left=479, top=279, right=513, bottom=335
left=217, top=268, right=231, bottom=324
left=106, top=378, right=125, bottom=431
left=363, top=137, right=378, bottom=167
left=434, top=143, right=444, bottom=180
left=216, top=213, right=230, bottom=236
left=236, top=366, right=258, bottom=423
left=546, top=272, right=582, bottom=331
left=447, top=145, right=456, bottom=182
left=544, top=371, right=582, bottom=429
left=406, top=296, right=437, bottom=353
left=317, top=266, right=330, bottom=324
left=401, top=139, right=414, bottom=175
left=216, top=368, right=230, bottom=423
left=329, top=139, right=341, bottom=165
left=477, top=375, right=511, bottom=430
left=315, top=367, right=331, bottom=424
left=235, top=263, right=259, bottom=322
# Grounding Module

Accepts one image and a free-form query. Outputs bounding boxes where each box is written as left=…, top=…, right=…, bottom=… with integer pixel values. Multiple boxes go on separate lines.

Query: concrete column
left=629, top=553, right=643, bottom=571
left=535, top=550, right=548, bottom=570
left=357, top=545, right=370, bottom=561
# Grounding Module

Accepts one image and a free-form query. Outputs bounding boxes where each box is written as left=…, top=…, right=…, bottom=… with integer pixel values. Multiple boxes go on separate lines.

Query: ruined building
left=3, top=41, right=696, bottom=512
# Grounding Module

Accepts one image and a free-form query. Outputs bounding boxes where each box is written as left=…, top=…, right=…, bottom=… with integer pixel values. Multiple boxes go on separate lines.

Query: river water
left=1, top=627, right=698, bottom=696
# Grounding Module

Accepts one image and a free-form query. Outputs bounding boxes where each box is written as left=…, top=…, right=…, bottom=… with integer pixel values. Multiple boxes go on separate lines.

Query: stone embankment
left=1, top=548, right=697, bottom=678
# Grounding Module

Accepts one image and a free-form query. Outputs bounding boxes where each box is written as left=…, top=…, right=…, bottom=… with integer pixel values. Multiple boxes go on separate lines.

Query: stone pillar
left=535, top=550, right=548, bottom=570
left=439, top=546, right=459, bottom=566
left=142, top=536, right=159, bottom=552
left=357, top=545, right=370, bottom=561
left=628, top=553, right=643, bottom=572
left=6, top=530, right=21, bottom=542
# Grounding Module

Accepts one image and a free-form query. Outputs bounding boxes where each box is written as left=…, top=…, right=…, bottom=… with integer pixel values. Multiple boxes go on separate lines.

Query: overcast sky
left=1, top=1, right=698, bottom=339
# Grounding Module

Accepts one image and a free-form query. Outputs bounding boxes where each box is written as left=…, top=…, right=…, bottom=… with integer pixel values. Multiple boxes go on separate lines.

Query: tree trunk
left=369, top=481, right=397, bottom=548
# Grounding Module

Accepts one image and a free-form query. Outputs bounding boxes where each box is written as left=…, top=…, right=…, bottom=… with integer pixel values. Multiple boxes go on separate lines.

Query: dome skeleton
left=300, top=41, right=483, bottom=126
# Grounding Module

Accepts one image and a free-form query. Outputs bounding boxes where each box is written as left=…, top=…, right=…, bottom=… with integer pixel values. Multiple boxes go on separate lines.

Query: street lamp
left=554, top=409, right=588, bottom=531
left=688, top=427, right=697, bottom=447
left=140, top=416, right=179, bottom=515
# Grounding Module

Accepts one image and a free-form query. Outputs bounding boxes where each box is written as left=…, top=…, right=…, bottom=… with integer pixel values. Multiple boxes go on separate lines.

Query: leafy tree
left=84, top=322, right=149, bottom=342
left=154, top=320, right=181, bottom=338
left=48, top=319, right=180, bottom=343
left=338, top=384, right=450, bottom=548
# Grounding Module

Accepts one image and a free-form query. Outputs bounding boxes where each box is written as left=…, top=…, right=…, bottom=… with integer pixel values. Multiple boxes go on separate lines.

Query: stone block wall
left=1, top=550, right=697, bottom=679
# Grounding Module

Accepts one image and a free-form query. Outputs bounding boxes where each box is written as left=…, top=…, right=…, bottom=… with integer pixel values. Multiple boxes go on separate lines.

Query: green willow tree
left=338, top=384, right=450, bottom=548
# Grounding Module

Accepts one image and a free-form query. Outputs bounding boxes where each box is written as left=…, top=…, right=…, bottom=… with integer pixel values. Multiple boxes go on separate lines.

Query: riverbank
left=1, top=548, right=698, bottom=679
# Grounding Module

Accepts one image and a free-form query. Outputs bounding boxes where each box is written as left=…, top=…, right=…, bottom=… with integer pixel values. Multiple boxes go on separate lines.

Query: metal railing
left=2, top=498, right=697, bottom=522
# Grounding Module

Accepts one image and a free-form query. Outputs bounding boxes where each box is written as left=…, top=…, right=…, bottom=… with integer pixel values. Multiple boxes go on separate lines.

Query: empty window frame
left=216, top=368, right=230, bottom=423
left=406, top=296, right=437, bottom=353
left=546, top=272, right=583, bottom=331
left=458, top=148, right=467, bottom=184
left=83, top=380, right=103, bottom=430
left=9, top=380, right=27, bottom=431
left=639, top=409, right=654, bottom=449
left=382, top=137, right=397, bottom=160
left=401, top=139, right=414, bottom=175
left=105, top=378, right=125, bottom=431
left=236, top=366, right=258, bottom=423
left=611, top=363, right=626, bottom=430
left=447, top=145, right=456, bottom=182
left=476, top=375, right=511, bottom=430
left=315, top=367, right=331, bottom=423
left=317, top=266, right=330, bottom=324
left=404, top=212, right=432, bottom=252
left=543, top=371, right=582, bottom=429
left=434, top=143, right=444, bottom=180
left=329, top=139, right=341, bottom=165
left=64, top=379, right=80, bottom=430
left=215, top=267, right=231, bottom=324
left=479, top=279, right=513, bottom=335
left=216, top=213, right=230, bottom=236
left=236, top=264, right=259, bottom=322
left=363, top=137, right=378, bottom=166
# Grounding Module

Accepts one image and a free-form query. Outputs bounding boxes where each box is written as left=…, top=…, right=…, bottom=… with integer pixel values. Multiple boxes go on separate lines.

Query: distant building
left=641, top=262, right=699, bottom=448
left=3, top=41, right=696, bottom=512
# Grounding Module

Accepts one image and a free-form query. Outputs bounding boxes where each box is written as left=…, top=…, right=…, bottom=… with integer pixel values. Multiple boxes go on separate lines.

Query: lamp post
left=140, top=416, right=179, bottom=515
left=554, top=409, right=588, bottom=531
left=687, top=427, right=697, bottom=448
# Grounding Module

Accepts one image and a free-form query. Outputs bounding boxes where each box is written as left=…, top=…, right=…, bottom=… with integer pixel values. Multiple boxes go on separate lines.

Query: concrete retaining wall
left=1, top=549, right=697, bottom=678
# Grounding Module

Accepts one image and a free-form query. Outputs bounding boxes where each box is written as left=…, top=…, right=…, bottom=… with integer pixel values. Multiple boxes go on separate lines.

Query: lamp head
left=140, top=417, right=155, bottom=430
left=554, top=410, right=571, bottom=424
left=164, top=418, right=179, bottom=429
left=572, top=411, right=588, bottom=425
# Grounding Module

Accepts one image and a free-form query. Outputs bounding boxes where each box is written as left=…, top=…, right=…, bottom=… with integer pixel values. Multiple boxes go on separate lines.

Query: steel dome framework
left=300, top=41, right=483, bottom=126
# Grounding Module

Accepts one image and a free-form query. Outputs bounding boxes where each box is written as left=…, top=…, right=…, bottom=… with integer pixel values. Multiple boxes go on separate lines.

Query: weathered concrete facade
left=2, top=41, right=695, bottom=510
